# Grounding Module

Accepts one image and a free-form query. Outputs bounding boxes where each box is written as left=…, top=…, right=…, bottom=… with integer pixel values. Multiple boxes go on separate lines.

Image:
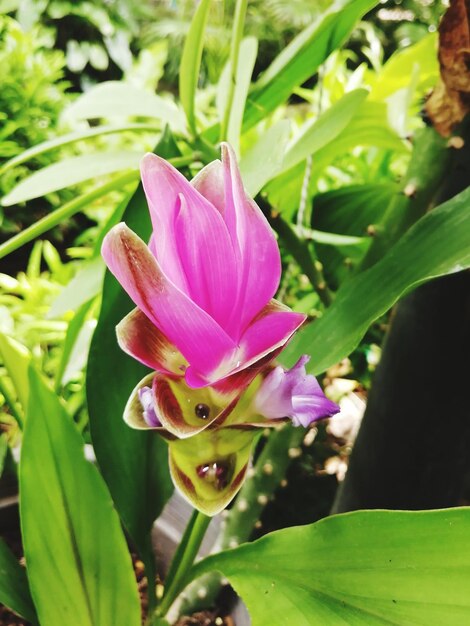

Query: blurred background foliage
left=0, top=0, right=449, bottom=517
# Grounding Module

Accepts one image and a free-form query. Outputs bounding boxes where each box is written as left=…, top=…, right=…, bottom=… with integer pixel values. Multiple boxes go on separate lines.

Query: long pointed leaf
left=20, top=368, right=141, bottom=626
left=281, top=185, right=470, bottom=373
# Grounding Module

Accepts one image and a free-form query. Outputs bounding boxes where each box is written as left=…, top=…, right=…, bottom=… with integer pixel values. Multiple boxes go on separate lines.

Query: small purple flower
left=254, top=356, right=340, bottom=427
left=138, top=386, right=161, bottom=427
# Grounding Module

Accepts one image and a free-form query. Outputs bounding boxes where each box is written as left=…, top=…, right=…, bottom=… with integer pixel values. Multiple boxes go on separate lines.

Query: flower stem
left=220, top=0, right=248, bottom=142
left=156, top=509, right=211, bottom=618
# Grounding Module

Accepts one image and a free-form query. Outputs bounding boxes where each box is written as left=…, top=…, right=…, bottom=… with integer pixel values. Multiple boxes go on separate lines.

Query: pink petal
left=116, top=307, right=187, bottom=375
left=141, top=153, right=239, bottom=330
left=102, top=223, right=238, bottom=382
left=191, top=160, right=225, bottom=216
left=140, top=153, right=190, bottom=294
left=220, top=143, right=282, bottom=336
left=238, top=299, right=306, bottom=370
left=173, top=193, right=239, bottom=329
left=184, top=299, right=305, bottom=388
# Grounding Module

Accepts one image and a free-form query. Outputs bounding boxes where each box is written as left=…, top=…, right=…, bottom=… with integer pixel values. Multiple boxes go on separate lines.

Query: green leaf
left=239, top=120, right=291, bottom=196
left=49, top=256, right=105, bottom=318
left=0, top=334, right=31, bottom=415
left=86, top=131, right=176, bottom=560
left=217, top=36, right=258, bottom=154
left=20, top=368, right=141, bottom=626
left=282, top=89, right=368, bottom=171
left=0, top=433, right=7, bottom=478
left=312, top=183, right=398, bottom=287
left=242, top=0, right=377, bottom=131
left=281, top=185, right=470, bottom=374
left=190, top=508, right=470, bottom=625
left=63, top=81, right=185, bottom=131
left=0, top=538, right=38, bottom=625
left=266, top=101, right=404, bottom=218
left=179, top=0, right=211, bottom=133
left=0, top=123, right=160, bottom=176
left=2, top=151, right=142, bottom=206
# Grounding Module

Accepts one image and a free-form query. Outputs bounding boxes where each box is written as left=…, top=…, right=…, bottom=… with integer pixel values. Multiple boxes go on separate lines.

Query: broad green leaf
left=179, top=0, right=211, bottom=133
left=20, top=368, right=141, bottom=626
left=63, top=81, right=185, bottom=131
left=313, top=183, right=398, bottom=236
left=371, top=33, right=438, bottom=101
left=2, top=151, right=142, bottom=206
left=190, top=508, right=470, bottom=625
left=0, top=334, right=31, bottom=414
left=86, top=131, right=175, bottom=561
left=217, top=36, right=258, bottom=155
left=240, top=120, right=291, bottom=196
left=282, top=89, right=368, bottom=171
left=0, top=123, right=160, bottom=176
left=0, top=538, right=37, bottom=625
left=243, top=0, right=378, bottom=131
left=312, top=183, right=398, bottom=287
left=281, top=185, right=470, bottom=374
left=49, top=256, right=105, bottom=318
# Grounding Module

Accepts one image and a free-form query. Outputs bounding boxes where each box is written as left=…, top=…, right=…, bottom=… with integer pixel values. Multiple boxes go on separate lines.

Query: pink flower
left=102, top=143, right=305, bottom=389
left=254, top=356, right=340, bottom=427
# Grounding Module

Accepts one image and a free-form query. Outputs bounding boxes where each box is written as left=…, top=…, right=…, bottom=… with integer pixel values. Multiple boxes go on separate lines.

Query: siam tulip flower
left=102, top=142, right=305, bottom=390
left=102, top=143, right=339, bottom=515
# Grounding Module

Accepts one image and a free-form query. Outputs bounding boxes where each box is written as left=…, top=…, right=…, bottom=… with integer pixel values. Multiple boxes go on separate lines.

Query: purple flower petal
left=255, top=355, right=340, bottom=427
left=138, top=385, right=161, bottom=427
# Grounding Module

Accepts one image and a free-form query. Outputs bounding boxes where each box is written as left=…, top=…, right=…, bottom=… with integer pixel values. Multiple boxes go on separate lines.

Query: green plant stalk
left=0, top=376, right=24, bottom=429
left=359, top=126, right=449, bottom=270
left=270, top=213, right=333, bottom=307
left=220, top=0, right=249, bottom=142
left=179, top=425, right=305, bottom=614
left=0, top=154, right=195, bottom=259
left=156, top=509, right=211, bottom=618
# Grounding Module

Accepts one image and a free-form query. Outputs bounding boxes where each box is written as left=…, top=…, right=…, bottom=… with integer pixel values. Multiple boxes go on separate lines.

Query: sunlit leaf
left=20, top=368, right=141, bottom=626
left=179, top=0, right=211, bottom=133
left=2, top=151, right=142, bottom=206
left=191, top=508, right=470, bottom=625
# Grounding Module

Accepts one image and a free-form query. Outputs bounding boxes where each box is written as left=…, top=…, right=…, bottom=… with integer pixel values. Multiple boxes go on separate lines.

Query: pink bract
left=102, top=143, right=305, bottom=388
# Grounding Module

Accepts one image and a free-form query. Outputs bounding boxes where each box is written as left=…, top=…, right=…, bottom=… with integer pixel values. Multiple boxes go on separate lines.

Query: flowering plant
left=102, top=143, right=339, bottom=515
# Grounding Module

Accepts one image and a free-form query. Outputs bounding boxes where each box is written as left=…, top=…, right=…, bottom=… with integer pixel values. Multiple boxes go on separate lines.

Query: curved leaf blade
left=20, top=368, right=141, bottom=626
left=0, top=539, right=38, bottom=625
left=191, top=508, right=470, bottom=625
left=2, top=151, right=142, bottom=206
left=179, top=0, right=211, bottom=133
left=281, top=185, right=470, bottom=373
left=63, top=81, right=185, bottom=131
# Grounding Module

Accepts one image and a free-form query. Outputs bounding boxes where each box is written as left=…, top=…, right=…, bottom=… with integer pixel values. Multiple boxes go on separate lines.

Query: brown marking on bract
left=174, top=465, right=196, bottom=495
left=117, top=307, right=185, bottom=376
left=153, top=376, right=183, bottom=429
left=231, top=463, right=248, bottom=493
left=425, top=0, right=470, bottom=136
